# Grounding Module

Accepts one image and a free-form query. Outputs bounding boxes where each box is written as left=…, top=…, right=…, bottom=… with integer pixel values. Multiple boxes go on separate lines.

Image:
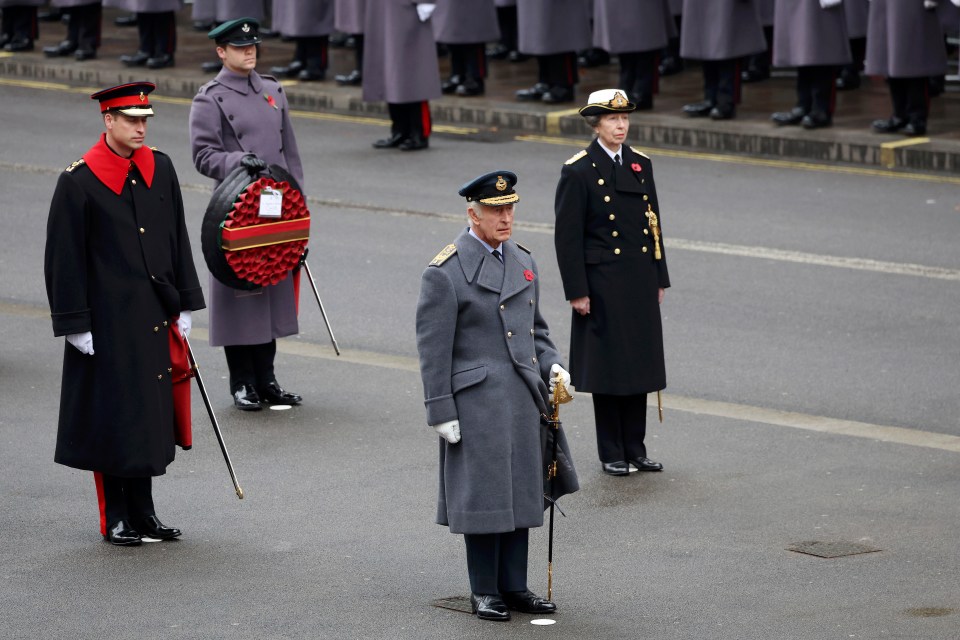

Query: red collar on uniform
left=82, top=134, right=155, bottom=195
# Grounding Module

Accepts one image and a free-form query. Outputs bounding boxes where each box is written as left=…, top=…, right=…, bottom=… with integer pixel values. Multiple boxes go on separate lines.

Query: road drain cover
left=431, top=596, right=473, bottom=614
left=787, top=541, right=882, bottom=558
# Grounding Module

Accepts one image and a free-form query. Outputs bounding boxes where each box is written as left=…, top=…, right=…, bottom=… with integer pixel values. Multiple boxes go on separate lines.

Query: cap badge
left=242, top=23, right=250, bottom=33
left=139, top=92, right=146, bottom=102
left=495, top=175, right=507, bottom=192
left=610, top=91, right=628, bottom=109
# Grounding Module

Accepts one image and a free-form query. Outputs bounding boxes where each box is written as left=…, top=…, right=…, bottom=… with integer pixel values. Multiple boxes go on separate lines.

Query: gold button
left=609, top=214, right=615, bottom=221
left=612, top=231, right=619, bottom=237
left=644, top=229, right=649, bottom=235
left=604, top=196, right=611, bottom=203
left=642, top=246, right=648, bottom=253
left=598, top=179, right=605, bottom=185
left=139, top=227, right=145, bottom=234
left=500, top=304, right=505, bottom=311
left=614, top=248, right=621, bottom=255
left=167, top=368, right=173, bottom=373
left=162, top=320, right=168, bottom=327
left=153, top=326, right=159, bottom=332
left=507, top=331, right=513, bottom=338
left=592, top=163, right=596, bottom=167
left=150, top=275, right=156, bottom=280
left=643, top=195, right=649, bottom=201
left=157, top=374, right=162, bottom=380
left=131, top=179, right=137, bottom=185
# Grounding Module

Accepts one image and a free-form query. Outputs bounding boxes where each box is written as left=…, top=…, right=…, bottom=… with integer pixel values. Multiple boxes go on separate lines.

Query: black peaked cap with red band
left=90, top=82, right=156, bottom=117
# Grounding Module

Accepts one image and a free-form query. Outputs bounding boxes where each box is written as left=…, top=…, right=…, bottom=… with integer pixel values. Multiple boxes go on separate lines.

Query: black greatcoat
left=45, top=139, right=205, bottom=477
left=554, top=139, right=669, bottom=395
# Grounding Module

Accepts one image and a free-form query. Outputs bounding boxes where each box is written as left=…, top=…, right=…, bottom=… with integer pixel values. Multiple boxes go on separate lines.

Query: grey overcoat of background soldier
left=190, top=0, right=265, bottom=24
left=516, top=0, right=590, bottom=57
left=362, top=0, right=441, bottom=107
left=772, top=0, right=851, bottom=68
left=335, top=0, right=364, bottom=35
left=679, top=0, right=766, bottom=62
left=271, top=0, right=335, bottom=81
left=432, top=0, right=499, bottom=48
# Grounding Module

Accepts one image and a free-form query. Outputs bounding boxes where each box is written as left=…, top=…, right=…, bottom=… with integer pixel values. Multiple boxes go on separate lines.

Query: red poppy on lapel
left=523, top=269, right=535, bottom=281
left=631, top=162, right=642, bottom=172
left=265, top=94, right=277, bottom=109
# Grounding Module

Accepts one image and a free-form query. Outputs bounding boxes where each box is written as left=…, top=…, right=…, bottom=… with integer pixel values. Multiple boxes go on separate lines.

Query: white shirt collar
left=597, top=140, right=623, bottom=163
left=468, top=228, right=502, bottom=254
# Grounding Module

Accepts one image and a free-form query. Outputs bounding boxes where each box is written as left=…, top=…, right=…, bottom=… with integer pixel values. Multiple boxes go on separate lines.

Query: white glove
left=176, top=310, right=192, bottom=338
left=433, top=420, right=461, bottom=444
left=67, top=331, right=94, bottom=355
left=924, top=0, right=938, bottom=8
left=820, top=0, right=842, bottom=8
left=549, top=363, right=571, bottom=392
left=952, top=0, right=960, bottom=8
left=416, top=3, right=435, bottom=22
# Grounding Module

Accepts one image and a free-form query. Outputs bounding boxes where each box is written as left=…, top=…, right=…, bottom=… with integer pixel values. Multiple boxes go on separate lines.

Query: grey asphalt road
left=1, top=83, right=959, bottom=640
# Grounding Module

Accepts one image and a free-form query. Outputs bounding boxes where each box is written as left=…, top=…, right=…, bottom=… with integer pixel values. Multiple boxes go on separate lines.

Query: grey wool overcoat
left=516, top=0, right=591, bottom=56
left=416, top=229, right=579, bottom=534
left=680, top=0, right=766, bottom=60
left=272, top=0, right=334, bottom=38
left=844, top=0, right=869, bottom=39
left=335, top=0, right=364, bottom=34
left=772, top=0, right=851, bottom=68
left=189, top=68, right=303, bottom=347
left=362, top=0, right=441, bottom=104
left=864, top=0, right=948, bottom=78
left=103, top=0, right=182, bottom=12
left=432, top=0, right=499, bottom=45
left=593, top=0, right=675, bottom=54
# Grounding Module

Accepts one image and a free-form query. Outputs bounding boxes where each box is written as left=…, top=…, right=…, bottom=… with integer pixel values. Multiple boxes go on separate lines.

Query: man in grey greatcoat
left=364, top=0, right=441, bottom=151
left=189, top=18, right=305, bottom=411
left=416, top=171, right=577, bottom=622
left=770, top=0, right=851, bottom=130
left=269, top=0, right=335, bottom=81
left=866, top=0, right=952, bottom=137
left=433, top=0, right=499, bottom=97
left=514, top=0, right=591, bottom=104
left=680, top=0, right=766, bottom=120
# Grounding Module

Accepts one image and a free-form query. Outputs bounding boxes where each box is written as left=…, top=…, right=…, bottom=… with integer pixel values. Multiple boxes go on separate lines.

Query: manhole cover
left=431, top=596, right=473, bottom=614
left=787, top=541, right=882, bottom=558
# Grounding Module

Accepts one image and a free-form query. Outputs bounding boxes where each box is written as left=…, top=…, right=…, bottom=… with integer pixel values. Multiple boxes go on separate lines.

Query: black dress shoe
left=399, top=135, right=429, bottom=151
left=193, top=20, right=215, bottom=31
left=542, top=86, right=575, bottom=104
left=904, top=122, right=927, bottom=136
left=487, top=43, right=509, bottom=59
left=872, top=117, right=907, bottom=134
left=335, top=69, right=362, bottom=85
left=4, top=38, right=33, bottom=52
left=233, top=384, right=263, bottom=411
left=470, top=594, right=510, bottom=621
left=0, top=34, right=9, bottom=49
left=455, top=78, right=484, bottom=96
left=297, top=68, right=326, bottom=81
left=114, top=14, right=138, bottom=27
left=515, top=82, right=549, bottom=101
left=259, top=381, right=302, bottom=405
left=441, top=74, right=462, bottom=94
left=502, top=590, right=557, bottom=614
left=629, top=457, right=664, bottom=472
left=120, top=50, right=149, bottom=67
left=741, top=67, right=769, bottom=83
left=146, top=54, right=174, bottom=69
left=709, top=106, right=735, bottom=120
left=801, top=112, right=832, bottom=130
left=372, top=133, right=406, bottom=149
left=271, top=60, right=305, bottom=77
left=771, top=106, right=806, bottom=126
left=39, top=9, right=63, bottom=22
left=259, top=28, right=279, bottom=39
left=44, top=39, right=77, bottom=57
left=659, top=56, right=684, bottom=76
left=835, top=71, right=860, bottom=91
left=602, top=461, right=630, bottom=476
left=507, top=50, right=529, bottom=63
left=104, top=520, right=142, bottom=546
left=201, top=60, right=222, bottom=73
left=133, top=515, right=181, bottom=540
left=682, top=101, right=714, bottom=117
left=630, top=93, right=653, bottom=111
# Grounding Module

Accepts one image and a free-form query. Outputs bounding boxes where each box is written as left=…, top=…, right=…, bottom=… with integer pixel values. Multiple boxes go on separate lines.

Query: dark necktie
left=492, top=249, right=503, bottom=263
left=614, top=153, right=621, bottom=165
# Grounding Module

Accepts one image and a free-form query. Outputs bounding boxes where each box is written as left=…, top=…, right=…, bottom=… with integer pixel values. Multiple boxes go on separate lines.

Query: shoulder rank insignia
left=429, top=244, right=457, bottom=267
left=564, top=149, right=588, bottom=165
left=65, top=158, right=85, bottom=173
left=631, top=147, right=650, bottom=160
left=515, top=242, right=532, bottom=254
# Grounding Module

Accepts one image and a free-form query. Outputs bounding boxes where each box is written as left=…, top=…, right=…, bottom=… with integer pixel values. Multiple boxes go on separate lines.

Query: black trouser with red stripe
left=495, top=4, right=518, bottom=53
left=136, top=10, right=176, bottom=58
left=464, top=529, right=529, bottom=596
left=795, top=65, right=838, bottom=117
left=701, top=58, right=741, bottom=112
left=224, top=340, right=277, bottom=393
left=536, top=52, right=578, bottom=90
left=387, top=101, right=432, bottom=140
left=1, top=5, right=38, bottom=42
left=94, top=473, right=155, bottom=535
left=65, top=2, right=101, bottom=52
left=446, top=42, right=487, bottom=85
left=592, top=393, right=649, bottom=464
left=292, top=36, right=329, bottom=74
left=618, top=50, right=659, bottom=106
left=887, top=77, right=930, bottom=126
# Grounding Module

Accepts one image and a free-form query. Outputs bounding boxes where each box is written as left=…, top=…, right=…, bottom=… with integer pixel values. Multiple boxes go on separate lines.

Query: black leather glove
left=240, top=153, right=267, bottom=173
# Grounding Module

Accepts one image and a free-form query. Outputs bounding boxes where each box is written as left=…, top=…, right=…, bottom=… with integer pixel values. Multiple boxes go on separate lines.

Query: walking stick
left=299, top=250, right=340, bottom=356
left=184, top=337, right=244, bottom=499
left=546, top=373, right=573, bottom=600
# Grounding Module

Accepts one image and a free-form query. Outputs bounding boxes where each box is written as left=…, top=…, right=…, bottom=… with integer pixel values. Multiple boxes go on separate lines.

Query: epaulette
left=564, top=149, right=587, bottom=165
left=515, top=242, right=531, bottom=254
left=260, top=74, right=279, bottom=82
left=65, top=158, right=85, bottom=173
left=429, top=244, right=457, bottom=267
left=631, top=147, right=650, bottom=160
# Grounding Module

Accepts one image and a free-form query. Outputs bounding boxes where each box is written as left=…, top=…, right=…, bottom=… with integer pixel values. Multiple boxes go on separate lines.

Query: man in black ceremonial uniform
left=44, top=82, right=206, bottom=546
